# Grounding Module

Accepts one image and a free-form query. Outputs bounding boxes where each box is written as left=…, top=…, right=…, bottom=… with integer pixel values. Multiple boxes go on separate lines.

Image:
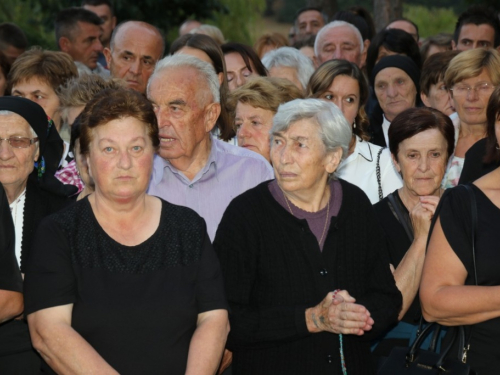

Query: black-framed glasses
left=0, top=136, right=39, bottom=149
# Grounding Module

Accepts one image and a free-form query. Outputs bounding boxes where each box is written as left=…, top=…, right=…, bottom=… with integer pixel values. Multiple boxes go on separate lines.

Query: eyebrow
left=169, top=99, right=187, bottom=106
left=290, top=136, right=309, bottom=142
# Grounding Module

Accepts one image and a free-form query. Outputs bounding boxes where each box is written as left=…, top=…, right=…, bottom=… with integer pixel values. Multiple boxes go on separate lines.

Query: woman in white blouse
left=307, top=59, right=402, bottom=203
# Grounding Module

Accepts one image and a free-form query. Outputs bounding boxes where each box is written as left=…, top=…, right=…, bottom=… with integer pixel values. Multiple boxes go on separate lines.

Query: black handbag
left=378, top=185, right=478, bottom=375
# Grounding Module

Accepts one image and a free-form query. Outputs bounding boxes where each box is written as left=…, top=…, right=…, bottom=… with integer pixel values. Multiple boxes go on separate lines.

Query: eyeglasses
left=0, top=137, right=39, bottom=148
left=450, top=82, right=496, bottom=97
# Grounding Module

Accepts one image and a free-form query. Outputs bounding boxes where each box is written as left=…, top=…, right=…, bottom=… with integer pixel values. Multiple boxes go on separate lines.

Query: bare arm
left=0, top=290, right=23, bottom=323
left=27, top=304, right=118, bottom=375
left=185, top=309, right=229, bottom=375
left=420, top=217, right=500, bottom=325
left=393, top=196, right=438, bottom=320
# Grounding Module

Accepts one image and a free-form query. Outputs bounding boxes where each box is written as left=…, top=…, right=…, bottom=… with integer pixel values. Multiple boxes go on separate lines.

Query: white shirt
left=9, top=189, right=26, bottom=268
left=382, top=115, right=391, bottom=147
left=336, top=136, right=402, bottom=204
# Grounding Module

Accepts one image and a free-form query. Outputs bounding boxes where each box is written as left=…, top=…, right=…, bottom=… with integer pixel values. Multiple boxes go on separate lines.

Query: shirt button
left=326, top=354, right=333, bottom=363
left=189, top=184, right=193, bottom=188
left=319, top=268, right=328, bottom=276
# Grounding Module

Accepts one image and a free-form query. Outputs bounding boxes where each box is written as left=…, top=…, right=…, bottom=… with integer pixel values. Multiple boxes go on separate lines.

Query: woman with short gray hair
left=214, top=98, right=401, bottom=375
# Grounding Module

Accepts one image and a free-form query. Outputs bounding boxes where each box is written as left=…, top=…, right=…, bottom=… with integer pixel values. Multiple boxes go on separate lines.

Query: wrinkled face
left=387, top=20, right=418, bottom=42
left=454, top=23, right=496, bottom=51
left=235, top=102, right=274, bottom=162
left=268, top=66, right=303, bottom=91
left=83, top=4, right=116, bottom=46
left=0, top=114, right=39, bottom=195
left=318, top=75, right=360, bottom=127
left=421, top=81, right=454, bottom=116
left=296, top=10, right=325, bottom=37
left=270, top=118, right=341, bottom=194
left=105, top=24, right=163, bottom=94
left=87, top=117, right=154, bottom=202
left=374, top=67, right=417, bottom=121
left=148, top=67, right=217, bottom=168
left=225, top=52, right=259, bottom=91
left=317, top=25, right=364, bottom=67
left=11, top=77, right=61, bottom=129
left=393, top=128, right=448, bottom=197
left=64, top=21, right=103, bottom=70
left=451, top=68, right=495, bottom=127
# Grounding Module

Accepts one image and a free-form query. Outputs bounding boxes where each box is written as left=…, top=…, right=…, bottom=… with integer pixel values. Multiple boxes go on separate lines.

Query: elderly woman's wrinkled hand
left=410, top=195, right=440, bottom=240
left=306, top=290, right=374, bottom=336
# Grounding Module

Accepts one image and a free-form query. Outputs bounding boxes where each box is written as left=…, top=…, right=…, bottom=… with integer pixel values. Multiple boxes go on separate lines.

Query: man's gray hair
left=261, top=47, right=315, bottom=90
left=147, top=54, right=220, bottom=103
left=314, top=20, right=364, bottom=56
left=271, top=98, right=351, bottom=166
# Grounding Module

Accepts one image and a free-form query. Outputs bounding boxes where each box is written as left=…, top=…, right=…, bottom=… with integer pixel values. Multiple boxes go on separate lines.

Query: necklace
left=282, top=188, right=331, bottom=246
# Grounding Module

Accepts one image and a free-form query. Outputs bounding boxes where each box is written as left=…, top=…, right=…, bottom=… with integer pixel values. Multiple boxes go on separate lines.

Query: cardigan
left=213, top=179, right=402, bottom=375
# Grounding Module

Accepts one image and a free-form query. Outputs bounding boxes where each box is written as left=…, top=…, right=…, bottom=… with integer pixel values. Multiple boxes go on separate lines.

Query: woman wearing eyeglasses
left=441, top=48, right=500, bottom=188
left=0, top=96, right=68, bottom=373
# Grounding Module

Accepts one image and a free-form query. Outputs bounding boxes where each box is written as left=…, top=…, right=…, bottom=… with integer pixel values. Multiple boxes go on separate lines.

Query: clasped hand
left=307, top=290, right=373, bottom=336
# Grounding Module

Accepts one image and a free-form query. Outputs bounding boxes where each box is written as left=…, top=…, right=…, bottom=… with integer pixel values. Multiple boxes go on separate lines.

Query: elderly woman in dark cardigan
left=214, top=98, right=402, bottom=375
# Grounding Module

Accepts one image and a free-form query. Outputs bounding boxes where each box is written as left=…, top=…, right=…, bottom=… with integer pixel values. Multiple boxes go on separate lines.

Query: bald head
left=104, top=21, right=164, bottom=94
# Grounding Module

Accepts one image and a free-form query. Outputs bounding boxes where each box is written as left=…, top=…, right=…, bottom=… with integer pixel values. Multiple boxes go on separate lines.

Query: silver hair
left=314, top=20, right=364, bottom=57
left=147, top=54, right=220, bottom=103
left=261, top=47, right=315, bottom=91
left=271, top=99, right=352, bottom=178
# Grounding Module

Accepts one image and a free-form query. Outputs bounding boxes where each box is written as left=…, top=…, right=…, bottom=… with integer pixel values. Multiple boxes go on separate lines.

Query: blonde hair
left=444, top=48, right=500, bottom=89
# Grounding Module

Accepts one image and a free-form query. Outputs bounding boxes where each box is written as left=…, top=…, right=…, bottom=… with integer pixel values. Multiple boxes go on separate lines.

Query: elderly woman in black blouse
left=214, top=98, right=401, bottom=374
left=24, top=88, right=229, bottom=375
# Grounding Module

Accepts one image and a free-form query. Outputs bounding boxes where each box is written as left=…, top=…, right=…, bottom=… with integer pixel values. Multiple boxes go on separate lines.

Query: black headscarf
left=370, top=55, right=421, bottom=94
left=0, top=96, right=76, bottom=196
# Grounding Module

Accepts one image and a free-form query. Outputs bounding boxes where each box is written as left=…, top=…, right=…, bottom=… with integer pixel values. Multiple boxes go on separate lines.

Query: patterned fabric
left=441, top=155, right=464, bottom=189
left=55, top=160, right=84, bottom=195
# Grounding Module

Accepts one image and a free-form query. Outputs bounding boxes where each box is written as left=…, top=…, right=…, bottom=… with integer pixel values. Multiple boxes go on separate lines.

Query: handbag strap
left=387, top=192, right=414, bottom=243
left=376, top=147, right=384, bottom=201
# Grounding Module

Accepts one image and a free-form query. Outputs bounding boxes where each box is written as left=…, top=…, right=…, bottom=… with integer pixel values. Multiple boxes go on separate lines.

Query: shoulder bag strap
left=376, top=147, right=384, bottom=201
left=387, top=192, right=414, bottom=243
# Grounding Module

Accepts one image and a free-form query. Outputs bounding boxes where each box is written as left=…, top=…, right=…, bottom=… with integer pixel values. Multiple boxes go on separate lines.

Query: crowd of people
left=1, top=1, right=500, bottom=374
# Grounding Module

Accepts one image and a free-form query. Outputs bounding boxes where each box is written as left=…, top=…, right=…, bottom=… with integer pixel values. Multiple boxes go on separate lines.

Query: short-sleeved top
left=438, top=185, right=500, bottom=375
left=24, top=197, right=228, bottom=375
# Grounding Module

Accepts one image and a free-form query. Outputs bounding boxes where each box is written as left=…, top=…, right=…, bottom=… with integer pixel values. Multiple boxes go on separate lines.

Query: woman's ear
left=391, top=152, right=401, bottom=174
left=324, top=148, right=343, bottom=175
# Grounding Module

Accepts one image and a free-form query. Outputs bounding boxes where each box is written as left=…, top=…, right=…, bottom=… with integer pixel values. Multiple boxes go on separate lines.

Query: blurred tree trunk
left=374, top=0, right=403, bottom=32
left=307, top=0, right=337, bottom=19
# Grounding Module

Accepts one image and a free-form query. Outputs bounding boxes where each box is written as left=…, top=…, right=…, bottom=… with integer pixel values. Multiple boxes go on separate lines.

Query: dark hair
left=332, top=11, right=370, bottom=41
left=0, top=23, right=28, bottom=50
left=348, top=6, right=376, bottom=41
left=0, top=51, right=11, bottom=82
left=81, top=0, right=114, bottom=15
left=387, top=18, right=419, bottom=41
left=307, top=59, right=370, bottom=140
left=454, top=5, right=500, bottom=47
left=69, top=113, right=83, bottom=153
left=484, top=86, right=500, bottom=163
left=389, top=107, right=455, bottom=161
left=420, top=51, right=460, bottom=96
left=294, top=7, right=328, bottom=25
left=366, top=28, right=421, bottom=78
left=55, top=7, right=103, bottom=45
left=171, top=33, right=234, bottom=141
left=221, top=42, right=268, bottom=77
left=79, top=88, right=159, bottom=155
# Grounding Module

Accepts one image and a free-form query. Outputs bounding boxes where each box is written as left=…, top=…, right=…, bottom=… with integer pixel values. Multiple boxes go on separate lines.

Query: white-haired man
left=147, top=55, right=274, bottom=241
left=314, top=20, right=369, bottom=68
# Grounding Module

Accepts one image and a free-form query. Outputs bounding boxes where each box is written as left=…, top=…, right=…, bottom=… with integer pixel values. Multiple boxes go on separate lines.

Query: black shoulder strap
left=387, top=192, right=414, bottom=243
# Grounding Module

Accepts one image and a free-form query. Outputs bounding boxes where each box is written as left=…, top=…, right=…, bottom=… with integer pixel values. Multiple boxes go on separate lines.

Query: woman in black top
left=420, top=86, right=500, bottom=375
left=214, top=98, right=401, bottom=374
left=24, top=88, right=229, bottom=374
left=372, top=107, right=455, bottom=356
